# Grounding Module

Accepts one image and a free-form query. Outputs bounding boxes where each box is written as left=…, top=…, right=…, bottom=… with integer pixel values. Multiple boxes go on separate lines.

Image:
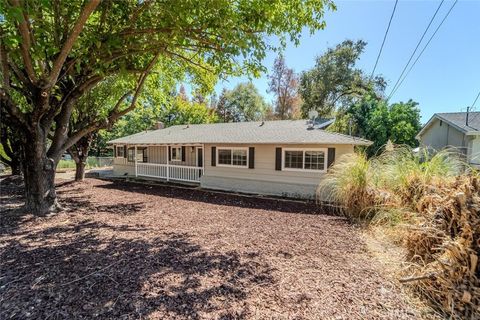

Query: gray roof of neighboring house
left=417, top=112, right=480, bottom=137
left=108, top=119, right=372, bottom=146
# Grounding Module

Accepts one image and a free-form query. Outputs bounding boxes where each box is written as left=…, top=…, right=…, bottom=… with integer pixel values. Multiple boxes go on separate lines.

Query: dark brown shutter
left=113, top=145, right=117, bottom=157
left=248, top=147, right=255, bottom=169
left=124, top=145, right=127, bottom=158
left=168, top=146, right=171, bottom=161
left=211, top=146, right=216, bottom=166
left=327, top=148, right=336, bottom=168
left=181, top=146, right=186, bottom=162
left=275, top=147, right=282, bottom=171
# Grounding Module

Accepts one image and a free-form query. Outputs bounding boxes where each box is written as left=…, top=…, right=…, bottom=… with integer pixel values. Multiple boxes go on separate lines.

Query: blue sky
left=215, top=0, right=480, bottom=123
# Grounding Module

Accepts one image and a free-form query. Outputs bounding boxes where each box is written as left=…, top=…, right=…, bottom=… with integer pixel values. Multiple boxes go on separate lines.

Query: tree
left=338, top=95, right=421, bottom=156
left=268, top=55, right=301, bottom=119
left=215, top=88, right=232, bottom=122
left=223, top=83, right=269, bottom=122
left=299, top=40, right=386, bottom=117
left=0, top=0, right=334, bottom=214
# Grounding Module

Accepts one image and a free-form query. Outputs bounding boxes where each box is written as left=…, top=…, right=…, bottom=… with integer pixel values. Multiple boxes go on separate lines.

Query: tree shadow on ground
left=1, top=220, right=274, bottom=319
left=97, top=179, right=328, bottom=215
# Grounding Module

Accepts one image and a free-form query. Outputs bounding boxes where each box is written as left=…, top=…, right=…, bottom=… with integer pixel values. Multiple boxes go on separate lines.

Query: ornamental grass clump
left=318, top=153, right=382, bottom=221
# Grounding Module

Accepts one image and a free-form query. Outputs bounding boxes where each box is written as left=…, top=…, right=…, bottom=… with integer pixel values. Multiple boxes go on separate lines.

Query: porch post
left=134, top=145, right=138, bottom=177
left=166, top=145, right=170, bottom=181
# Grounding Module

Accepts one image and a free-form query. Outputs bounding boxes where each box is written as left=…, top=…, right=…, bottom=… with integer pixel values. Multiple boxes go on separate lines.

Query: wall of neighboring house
left=200, top=143, right=354, bottom=199
left=419, top=118, right=467, bottom=151
left=467, top=136, right=480, bottom=166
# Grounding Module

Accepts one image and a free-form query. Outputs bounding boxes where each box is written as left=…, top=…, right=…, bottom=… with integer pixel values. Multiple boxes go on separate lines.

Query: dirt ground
left=1, top=177, right=425, bottom=319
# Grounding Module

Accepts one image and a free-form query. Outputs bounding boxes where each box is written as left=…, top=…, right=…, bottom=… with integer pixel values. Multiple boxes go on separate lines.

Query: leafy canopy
left=299, top=40, right=386, bottom=117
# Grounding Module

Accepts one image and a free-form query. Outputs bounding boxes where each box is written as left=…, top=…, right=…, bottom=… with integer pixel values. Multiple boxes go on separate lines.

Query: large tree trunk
left=75, top=161, right=87, bottom=181
left=68, top=134, right=93, bottom=182
left=10, top=157, right=22, bottom=175
left=22, top=137, right=59, bottom=215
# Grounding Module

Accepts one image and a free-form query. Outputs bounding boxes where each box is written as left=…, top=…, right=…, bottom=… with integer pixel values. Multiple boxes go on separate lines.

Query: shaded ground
left=1, top=177, right=421, bottom=319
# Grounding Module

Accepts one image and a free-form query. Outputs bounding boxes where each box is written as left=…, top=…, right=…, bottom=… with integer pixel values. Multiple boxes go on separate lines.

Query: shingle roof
left=108, top=120, right=372, bottom=146
left=436, top=112, right=480, bottom=132
left=418, top=112, right=480, bottom=138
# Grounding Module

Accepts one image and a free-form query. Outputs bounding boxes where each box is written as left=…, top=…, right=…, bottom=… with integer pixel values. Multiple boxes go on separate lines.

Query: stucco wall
left=201, top=143, right=354, bottom=199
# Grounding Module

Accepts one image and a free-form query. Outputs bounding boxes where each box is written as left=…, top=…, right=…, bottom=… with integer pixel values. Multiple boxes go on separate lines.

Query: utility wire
left=387, top=0, right=444, bottom=100
left=389, top=0, right=458, bottom=99
left=472, top=90, right=480, bottom=109
left=370, top=0, right=399, bottom=79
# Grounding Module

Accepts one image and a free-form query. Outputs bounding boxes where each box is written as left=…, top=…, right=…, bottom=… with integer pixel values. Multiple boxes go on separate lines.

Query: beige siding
left=201, top=143, right=354, bottom=199
left=420, top=118, right=467, bottom=150
left=468, top=136, right=480, bottom=166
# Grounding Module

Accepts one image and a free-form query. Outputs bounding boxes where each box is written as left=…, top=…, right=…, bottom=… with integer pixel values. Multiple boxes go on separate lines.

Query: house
left=108, top=120, right=371, bottom=199
left=416, top=112, right=480, bottom=167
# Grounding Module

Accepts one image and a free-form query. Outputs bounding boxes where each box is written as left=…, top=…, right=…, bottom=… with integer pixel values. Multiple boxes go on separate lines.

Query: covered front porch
left=113, top=144, right=204, bottom=183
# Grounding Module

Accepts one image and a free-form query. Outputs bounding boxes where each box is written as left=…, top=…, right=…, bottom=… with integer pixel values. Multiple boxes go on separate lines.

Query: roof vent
left=154, top=121, right=165, bottom=130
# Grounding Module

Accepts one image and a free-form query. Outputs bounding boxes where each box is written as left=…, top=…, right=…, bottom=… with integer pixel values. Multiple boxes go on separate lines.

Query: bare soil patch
left=1, top=177, right=422, bottom=319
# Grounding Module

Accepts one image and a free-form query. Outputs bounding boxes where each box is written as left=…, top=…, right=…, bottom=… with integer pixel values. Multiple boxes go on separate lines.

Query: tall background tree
left=0, top=0, right=335, bottom=214
left=215, top=83, right=269, bottom=122
left=268, top=55, right=301, bottom=119
left=342, top=95, right=421, bottom=155
left=299, top=40, right=386, bottom=117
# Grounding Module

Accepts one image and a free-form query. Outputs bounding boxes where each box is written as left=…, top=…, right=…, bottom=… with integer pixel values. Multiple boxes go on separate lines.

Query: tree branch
left=0, top=29, right=10, bottom=90
left=62, top=52, right=161, bottom=152
left=11, top=0, right=36, bottom=83
left=47, top=0, right=100, bottom=87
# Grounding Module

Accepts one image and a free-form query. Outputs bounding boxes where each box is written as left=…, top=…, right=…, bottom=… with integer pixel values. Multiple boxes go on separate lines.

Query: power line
left=389, top=0, right=458, bottom=99
left=370, top=0, right=399, bottom=79
left=387, top=0, right=444, bottom=100
left=472, top=90, right=480, bottom=109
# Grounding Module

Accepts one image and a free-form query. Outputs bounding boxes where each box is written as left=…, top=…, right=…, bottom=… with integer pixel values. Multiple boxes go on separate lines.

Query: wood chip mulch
left=1, top=177, right=420, bottom=319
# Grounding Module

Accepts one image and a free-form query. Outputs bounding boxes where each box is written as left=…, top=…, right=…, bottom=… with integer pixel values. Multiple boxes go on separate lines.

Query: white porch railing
left=136, top=163, right=203, bottom=183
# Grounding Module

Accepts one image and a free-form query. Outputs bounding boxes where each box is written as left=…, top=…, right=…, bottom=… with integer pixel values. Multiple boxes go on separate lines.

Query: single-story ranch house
left=416, top=112, right=480, bottom=167
left=108, top=120, right=371, bottom=199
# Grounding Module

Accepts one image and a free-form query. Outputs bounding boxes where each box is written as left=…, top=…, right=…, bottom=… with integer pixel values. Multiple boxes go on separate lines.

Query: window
left=116, top=146, right=124, bottom=158
left=217, top=147, right=248, bottom=167
left=127, top=148, right=135, bottom=162
left=283, top=149, right=327, bottom=171
left=171, top=147, right=182, bottom=161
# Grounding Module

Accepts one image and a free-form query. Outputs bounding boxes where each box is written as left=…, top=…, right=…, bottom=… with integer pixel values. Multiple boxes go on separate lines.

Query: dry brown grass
left=402, top=176, right=480, bottom=319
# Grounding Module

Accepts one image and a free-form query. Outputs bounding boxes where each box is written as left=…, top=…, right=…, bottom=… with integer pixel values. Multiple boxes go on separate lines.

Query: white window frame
left=116, top=145, right=124, bottom=158
left=216, top=147, right=249, bottom=168
left=282, top=148, right=328, bottom=172
left=171, top=146, right=182, bottom=162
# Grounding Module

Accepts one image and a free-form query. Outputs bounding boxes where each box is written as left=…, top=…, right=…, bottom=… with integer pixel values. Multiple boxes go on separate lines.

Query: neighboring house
left=108, top=119, right=371, bottom=199
left=416, top=112, right=480, bottom=167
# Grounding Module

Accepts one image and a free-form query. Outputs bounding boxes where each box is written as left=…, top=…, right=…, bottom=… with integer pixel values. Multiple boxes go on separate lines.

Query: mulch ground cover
left=1, top=177, right=420, bottom=319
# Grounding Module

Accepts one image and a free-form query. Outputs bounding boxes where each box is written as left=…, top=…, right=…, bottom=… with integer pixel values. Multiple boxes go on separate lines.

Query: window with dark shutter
left=248, top=147, right=255, bottom=169
left=181, top=146, right=186, bottom=162
left=275, top=147, right=282, bottom=171
left=124, top=145, right=127, bottom=158
left=327, top=148, right=336, bottom=168
left=211, top=146, right=216, bottom=166
left=168, top=146, right=171, bottom=161
left=113, top=145, right=117, bottom=157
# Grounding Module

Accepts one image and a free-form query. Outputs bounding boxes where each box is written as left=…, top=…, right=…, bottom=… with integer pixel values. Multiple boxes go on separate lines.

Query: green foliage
left=299, top=40, right=386, bottom=117
left=332, top=95, right=422, bottom=156
left=217, top=82, right=269, bottom=122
